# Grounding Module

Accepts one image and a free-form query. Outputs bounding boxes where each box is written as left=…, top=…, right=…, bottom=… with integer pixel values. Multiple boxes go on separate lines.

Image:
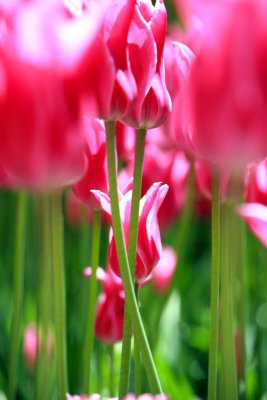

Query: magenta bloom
left=92, top=182, right=168, bottom=283
left=76, top=0, right=137, bottom=120
left=246, top=158, right=267, bottom=205
left=0, top=0, right=108, bottom=189
left=184, top=0, right=267, bottom=165
left=72, top=118, right=108, bottom=208
left=121, top=0, right=171, bottom=129
left=151, top=246, right=177, bottom=294
left=84, top=267, right=125, bottom=343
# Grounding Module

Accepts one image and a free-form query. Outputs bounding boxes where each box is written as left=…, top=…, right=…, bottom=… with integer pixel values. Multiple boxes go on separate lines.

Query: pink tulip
left=195, top=159, right=230, bottom=202
left=164, top=40, right=195, bottom=152
left=239, top=203, right=267, bottom=247
left=72, top=118, right=108, bottom=209
left=245, top=158, right=267, bottom=205
left=141, top=128, right=190, bottom=227
left=84, top=267, right=125, bottom=343
left=121, top=0, right=171, bottom=129
left=92, top=182, right=168, bottom=283
left=76, top=0, right=137, bottom=120
left=23, top=324, right=53, bottom=370
left=151, top=246, right=177, bottom=294
left=183, top=0, right=267, bottom=165
left=66, top=395, right=101, bottom=400
left=0, top=0, right=108, bottom=189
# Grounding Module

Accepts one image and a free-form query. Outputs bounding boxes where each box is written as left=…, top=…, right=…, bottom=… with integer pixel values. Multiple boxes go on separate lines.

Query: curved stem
left=208, top=168, right=221, bottom=400
left=105, top=120, right=162, bottom=395
left=83, top=208, right=102, bottom=393
left=8, top=192, right=27, bottom=400
left=50, top=191, right=68, bottom=400
left=119, top=128, right=146, bottom=398
left=134, top=284, right=141, bottom=396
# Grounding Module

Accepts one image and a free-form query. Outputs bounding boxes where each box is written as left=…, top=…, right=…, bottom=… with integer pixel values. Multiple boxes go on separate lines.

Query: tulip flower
left=23, top=324, right=53, bottom=370
left=72, top=118, right=108, bottom=208
left=163, top=40, right=195, bottom=152
left=245, top=158, right=267, bottom=205
left=76, top=0, right=137, bottom=120
left=84, top=267, right=125, bottom=343
left=0, top=0, right=109, bottom=189
left=121, top=0, right=171, bottom=129
left=92, top=182, right=168, bottom=283
left=183, top=0, right=267, bottom=165
left=151, top=246, right=177, bottom=294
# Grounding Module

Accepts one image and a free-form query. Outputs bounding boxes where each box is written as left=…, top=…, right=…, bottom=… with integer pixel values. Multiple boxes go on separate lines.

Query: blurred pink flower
left=246, top=158, right=267, bottom=205
left=239, top=203, right=267, bottom=247
left=183, top=0, right=267, bottom=165
left=84, top=267, right=125, bottom=343
left=72, top=118, right=108, bottom=209
left=23, top=324, right=53, bottom=370
left=151, top=246, right=177, bottom=294
left=92, top=182, right=168, bottom=283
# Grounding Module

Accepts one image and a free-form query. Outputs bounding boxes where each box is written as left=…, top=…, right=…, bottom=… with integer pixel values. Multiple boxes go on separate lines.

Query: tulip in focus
left=92, top=182, right=168, bottom=283
left=121, top=0, right=171, bottom=129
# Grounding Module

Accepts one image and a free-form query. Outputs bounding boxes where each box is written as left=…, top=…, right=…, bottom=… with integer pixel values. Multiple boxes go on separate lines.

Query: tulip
left=121, top=0, right=171, bottom=129
left=0, top=0, right=109, bottom=189
left=76, top=0, right=137, bottom=120
left=23, top=324, right=53, bottom=370
left=163, top=40, right=195, bottom=152
left=72, top=118, right=108, bottom=208
left=84, top=267, right=125, bottom=343
left=245, top=158, right=267, bottom=205
left=151, top=246, right=177, bottom=294
left=92, top=182, right=168, bottom=283
left=183, top=0, right=267, bottom=165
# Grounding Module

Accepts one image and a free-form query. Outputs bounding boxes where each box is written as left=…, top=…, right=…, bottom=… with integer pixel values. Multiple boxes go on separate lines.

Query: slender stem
left=50, top=191, right=68, bottom=399
left=83, top=208, right=102, bottom=393
left=134, top=284, right=141, bottom=396
left=8, top=192, right=27, bottom=400
left=220, top=204, right=238, bottom=400
left=105, top=120, right=162, bottom=394
left=208, top=168, right=220, bottom=400
left=119, top=128, right=146, bottom=398
left=35, top=194, right=53, bottom=400
left=109, top=344, right=115, bottom=397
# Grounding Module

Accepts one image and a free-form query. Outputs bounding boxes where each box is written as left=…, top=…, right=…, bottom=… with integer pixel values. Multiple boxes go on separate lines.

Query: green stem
left=83, top=208, right=102, bottom=393
left=105, top=120, right=162, bottom=394
left=109, top=344, right=115, bottom=397
left=8, top=192, right=27, bottom=400
left=50, top=191, right=68, bottom=399
left=119, top=128, right=146, bottom=398
left=220, top=204, right=238, bottom=400
left=208, top=168, right=221, bottom=400
left=35, top=194, right=53, bottom=400
left=134, top=284, right=141, bottom=396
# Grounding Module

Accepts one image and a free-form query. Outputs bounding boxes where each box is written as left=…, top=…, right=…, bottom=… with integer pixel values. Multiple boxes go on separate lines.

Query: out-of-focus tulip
left=239, top=203, right=267, bottom=247
left=84, top=267, right=125, bottom=343
left=183, top=0, right=267, bottom=165
left=0, top=0, right=108, bottom=189
left=164, top=40, right=195, bottom=152
left=23, top=324, right=53, bottom=370
left=121, top=0, right=171, bottom=129
left=246, top=158, right=267, bottom=205
left=195, top=159, right=230, bottom=202
left=92, top=182, right=168, bottom=283
left=72, top=118, right=108, bottom=209
left=151, top=246, right=177, bottom=294
left=142, top=129, right=190, bottom=227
